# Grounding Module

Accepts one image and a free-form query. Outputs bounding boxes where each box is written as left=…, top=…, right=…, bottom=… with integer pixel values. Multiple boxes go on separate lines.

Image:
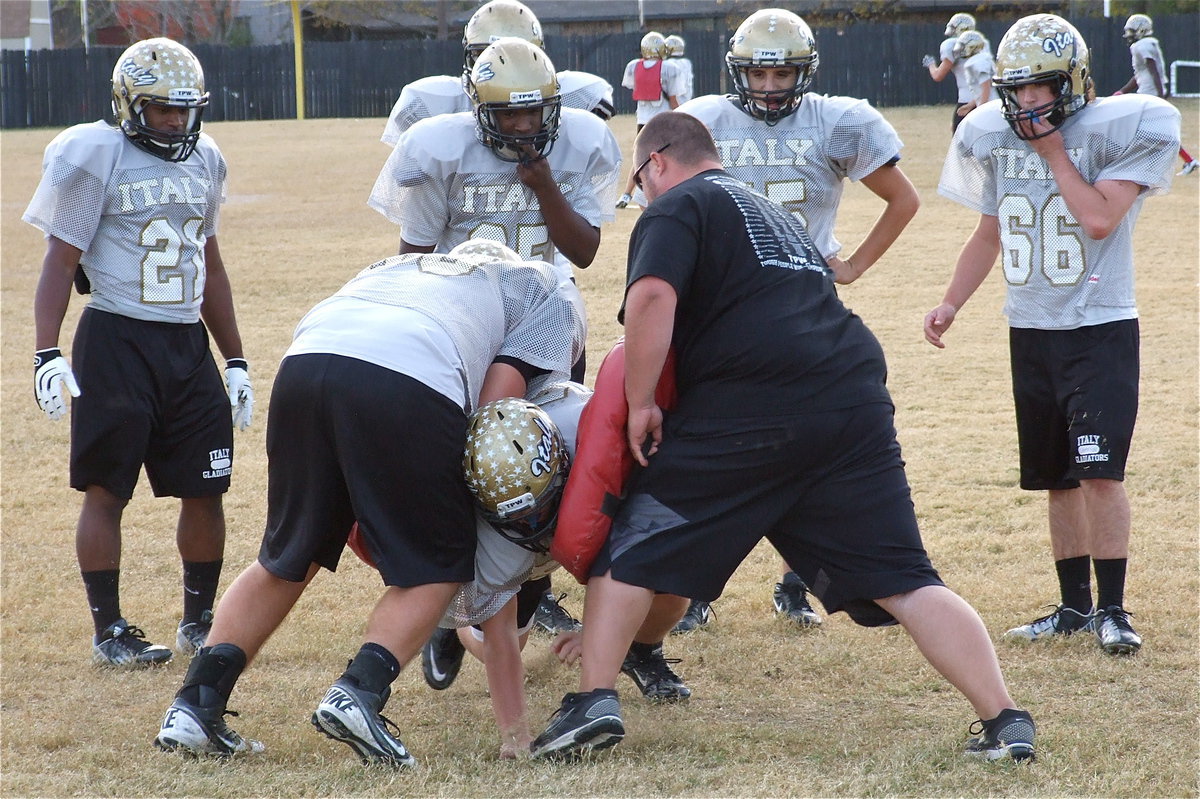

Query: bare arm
left=478, top=361, right=528, bottom=406
left=929, top=58, right=954, bottom=82
left=478, top=600, right=530, bottom=759
left=622, top=276, right=676, bottom=466
left=34, top=236, right=82, bottom=350
left=516, top=150, right=600, bottom=267
left=827, top=164, right=920, bottom=285
left=399, top=239, right=435, bottom=255
left=923, top=214, right=1001, bottom=348
left=199, top=236, right=245, bottom=361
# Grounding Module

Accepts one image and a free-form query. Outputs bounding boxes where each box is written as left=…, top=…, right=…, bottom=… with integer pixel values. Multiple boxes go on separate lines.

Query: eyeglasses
left=632, top=142, right=671, bottom=190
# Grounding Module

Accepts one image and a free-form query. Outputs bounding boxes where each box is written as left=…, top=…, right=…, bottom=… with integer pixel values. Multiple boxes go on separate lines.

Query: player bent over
left=25, top=38, right=253, bottom=669
left=152, top=241, right=584, bottom=763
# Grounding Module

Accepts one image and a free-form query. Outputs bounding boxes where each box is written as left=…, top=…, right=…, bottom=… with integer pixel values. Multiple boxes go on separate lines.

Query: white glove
left=922, top=54, right=936, bottom=68
left=224, top=359, right=254, bottom=431
left=34, top=348, right=81, bottom=421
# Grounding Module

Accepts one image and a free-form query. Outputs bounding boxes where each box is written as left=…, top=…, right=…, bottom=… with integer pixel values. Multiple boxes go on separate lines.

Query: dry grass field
left=2, top=103, right=1197, bottom=798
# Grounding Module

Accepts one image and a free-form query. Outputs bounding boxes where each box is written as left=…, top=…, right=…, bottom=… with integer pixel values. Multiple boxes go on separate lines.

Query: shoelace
left=1103, top=607, right=1135, bottom=627
left=119, top=625, right=151, bottom=641
left=642, top=653, right=684, bottom=681
left=545, top=593, right=580, bottom=625
left=967, top=719, right=986, bottom=736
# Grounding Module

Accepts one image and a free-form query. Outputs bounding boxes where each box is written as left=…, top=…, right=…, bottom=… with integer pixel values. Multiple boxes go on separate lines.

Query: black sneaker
left=964, top=708, right=1036, bottom=762
left=773, top=577, right=822, bottom=627
left=620, top=644, right=691, bottom=702
left=312, top=678, right=415, bottom=766
left=176, top=609, right=214, bottom=656
left=1001, top=604, right=1094, bottom=642
left=670, top=599, right=713, bottom=634
left=533, top=592, right=582, bottom=635
left=154, top=694, right=264, bottom=757
left=529, top=689, right=624, bottom=759
left=1094, top=605, right=1141, bottom=655
left=421, top=626, right=466, bottom=690
left=93, top=618, right=173, bottom=667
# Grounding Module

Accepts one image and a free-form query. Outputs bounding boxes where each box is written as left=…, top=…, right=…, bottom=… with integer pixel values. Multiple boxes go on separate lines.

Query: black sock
left=1093, top=558, right=1128, bottom=610
left=1054, top=556, right=1092, bottom=614
left=341, top=642, right=401, bottom=697
left=629, top=639, right=662, bottom=657
left=182, top=559, right=222, bottom=623
left=82, top=569, right=121, bottom=636
left=781, top=570, right=806, bottom=590
left=178, top=642, right=247, bottom=708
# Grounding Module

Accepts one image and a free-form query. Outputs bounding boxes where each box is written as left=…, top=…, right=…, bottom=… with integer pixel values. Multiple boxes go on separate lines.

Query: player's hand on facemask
left=224, top=358, right=254, bottom=430
left=33, top=348, right=81, bottom=421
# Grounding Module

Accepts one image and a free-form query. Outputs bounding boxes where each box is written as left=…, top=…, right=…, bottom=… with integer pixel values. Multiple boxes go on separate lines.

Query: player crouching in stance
left=25, top=38, right=253, bottom=668
left=926, top=15, right=1180, bottom=655
left=415, top=385, right=586, bottom=758
left=152, top=240, right=584, bottom=763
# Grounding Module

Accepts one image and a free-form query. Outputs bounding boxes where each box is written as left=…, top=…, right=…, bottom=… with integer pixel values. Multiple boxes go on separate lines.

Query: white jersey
left=961, top=50, right=994, bottom=104
left=440, top=381, right=591, bottom=628
left=369, top=108, right=621, bottom=283
left=286, top=252, right=585, bottom=413
left=939, top=37, right=972, bottom=102
left=23, top=121, right=226, bottom=324
left=1130, top=37, right=1168, bottom=96
left=382, top=70, right=615, bottom=146
left=622, top=58, right=685, bottom=124
left=676, top=93, right=903, bottom=259
left=669, top=56, right=694, bottom=104
left=939, top=95, right=1180, bottom=330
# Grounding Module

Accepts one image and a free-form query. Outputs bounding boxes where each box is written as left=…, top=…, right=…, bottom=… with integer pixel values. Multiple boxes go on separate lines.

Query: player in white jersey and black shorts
left=674, top=7, right=919, bottom=633
left=380, top=0, right=614, bottom=147
left=924, top=12, right=991, bottom=132
left=25, top=38, right=253, bottom=670
left=1113, top=13, right=1196, bottom=176
left=152, top=240, right=585, bottom=765
left=925, top=14, right=1181, bottom=657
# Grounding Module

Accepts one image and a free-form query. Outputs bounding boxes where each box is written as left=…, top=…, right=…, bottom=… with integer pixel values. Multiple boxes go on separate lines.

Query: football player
left=665, top=35, right=694, bottom=105
left=380, top=0, right=614, bottom=147
left=925, top=14, right=1181, bottom=656
left=615, top=31, right=686, bottom=208
left=1112, top=13, right=1196, bottom=175
left=152, top=240, right=586, bottom=764
left=923, top=12, right=992, bottom=132
left=24, top=38, right=253, bottom=669
left=673, top=7, right=919, bottom=631
left=951, top=30, right=994, bottom=121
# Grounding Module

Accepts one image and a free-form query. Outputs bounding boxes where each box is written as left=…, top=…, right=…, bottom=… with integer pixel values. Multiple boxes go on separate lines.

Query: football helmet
left=944, top=12, right=976, bottom=38
left=953, top=30, right=987, bottom=60
left=665, top=34, right=686, bottom=58
left=726, top=9, right=819, bottom=126
left=640, top=31, right=669, bottom=60
left=464, top=398, right=570, bottom=554
left=992, top=14, right=1092, bottom=141
left=462, top=0, right=543, bottom=74
left=111, top=37, right=208, bottom=162
left=467, top=38, right=561, bottom=162
left=448, top=238, right=523, bottom=264
left=1122, top=14, right=1153, bottom=44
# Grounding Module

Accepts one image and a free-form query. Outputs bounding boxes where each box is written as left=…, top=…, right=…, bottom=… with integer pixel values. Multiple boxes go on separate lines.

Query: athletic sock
left=182, top=558, right=223, bottom=623
left=1054, top=556, right=1093, bottom=614
left=341, top=642, right=401, bottom=698
left=1093, top=558, right=1128, bottom=610
left=82, top=569, right=121, bottom=636
left=628, top=639, right=662, bottom=658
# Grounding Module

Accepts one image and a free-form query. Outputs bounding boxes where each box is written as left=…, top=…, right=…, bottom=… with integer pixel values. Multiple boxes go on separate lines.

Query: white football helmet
left=945, top=12, right=976, bottom=38
left=992, top=14, right=1092, bottom=140
left=464, top=397, right=570, bottom=553
left=1122, top=14, right=1153, bottom=44
left=726, top=8, right=819, bottom=126
left=640, top=31, right=669, bottom=60
left=953, top=30, right=987, bottom=60
left=467, top=38, right=561, bottom=162
left=462, top=0, right=543, bottom=74
left=665, top=34, right=686, bottom=58
left=111, top=37, right=208, bottom=162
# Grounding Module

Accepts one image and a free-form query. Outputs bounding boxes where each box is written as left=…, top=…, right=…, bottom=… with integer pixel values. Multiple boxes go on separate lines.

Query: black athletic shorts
left=69, top=307, right=232, bottom=500
left=952, top=103, right=970, bottom=131
left=592, top=402, right=943, bottom=627
left=1010, top=320, right=1139, bottom=490
left=257, top=353, right=476, bottom=587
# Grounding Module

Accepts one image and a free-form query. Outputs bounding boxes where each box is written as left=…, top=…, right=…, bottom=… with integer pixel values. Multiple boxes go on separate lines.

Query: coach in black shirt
left=530, top=111, right=1037, bottom=764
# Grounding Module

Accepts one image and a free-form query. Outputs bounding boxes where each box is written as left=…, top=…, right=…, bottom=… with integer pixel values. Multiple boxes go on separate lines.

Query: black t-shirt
left=621, top=170, right=891, bottom=418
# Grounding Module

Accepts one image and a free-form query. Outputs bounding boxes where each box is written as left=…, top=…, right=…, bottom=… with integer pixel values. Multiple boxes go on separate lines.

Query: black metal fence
left=3, top=15, right=1196, bottom=129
